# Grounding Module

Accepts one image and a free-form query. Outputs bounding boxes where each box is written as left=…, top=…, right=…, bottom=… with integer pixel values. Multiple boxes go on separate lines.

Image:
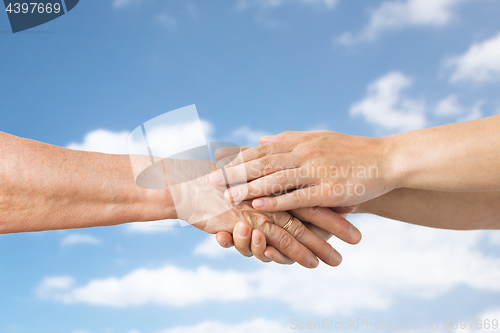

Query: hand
left=136, top=157, right=349, bottom=268
left=210, top=130, right=398, bottom=212
left=215, top=205, right=358, bottom=265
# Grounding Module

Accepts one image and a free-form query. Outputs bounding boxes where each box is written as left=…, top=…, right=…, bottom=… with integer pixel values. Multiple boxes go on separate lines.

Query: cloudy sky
left=1, top=0, right=500, bottom=332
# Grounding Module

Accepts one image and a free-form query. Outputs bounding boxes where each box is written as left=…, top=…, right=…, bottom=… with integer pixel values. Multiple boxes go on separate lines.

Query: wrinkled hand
left=135, top=156, right=357, bottom=268
left=215, top=205, right=358, bottom=265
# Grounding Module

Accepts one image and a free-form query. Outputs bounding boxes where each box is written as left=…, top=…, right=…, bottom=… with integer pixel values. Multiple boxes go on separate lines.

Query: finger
left=259, top=131, right=312, bottom=144
left=261, top=219, right=319, bottom=268
left=233, top=221, right=253, bottom=257
left=216, top=232, right=234, bottom=248
left=263, top=246, right=295, bottom=265
left=211, top=153, right=300, bottom=187
left=214, top=147, right=249, bottom=162
left=302, top=221, right=332, bottom=241
left=225, top=154, right=300, bottom=186
left=330, top=205, right=357, bottom=216
left=291, top=207, right=362, bottom=244
left=278, top=215, right=341, bottom=266
left=250, top=229, right=272, bottom=263
left=228, top=140, right=296, bottom=167
left=224, top=167, right=314, bottom=201
left=252, top=186, right=324, bottom=212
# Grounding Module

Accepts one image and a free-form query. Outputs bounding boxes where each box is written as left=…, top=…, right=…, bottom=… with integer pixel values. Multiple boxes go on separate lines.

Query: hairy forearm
left=0, top=132, right=176, bottom=234
left=387, top=114, right=500, bottom=191
left=356, top=188, right=500, bottom=230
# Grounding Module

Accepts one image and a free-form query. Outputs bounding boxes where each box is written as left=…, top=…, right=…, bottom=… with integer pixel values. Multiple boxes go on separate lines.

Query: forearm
left=0, top=132, right=176, bottom=234
left=356, top=188, right=500, bottom=230
left=387, top=114, right=500, bottom=191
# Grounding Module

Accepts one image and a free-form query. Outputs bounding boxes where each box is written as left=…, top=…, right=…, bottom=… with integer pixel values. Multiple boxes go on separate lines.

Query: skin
left=216, top=206, right=355, bottom=265
left=211, top=115, right=500, bottom=212
left=0, top=132, right=362, bottom=268
left=218, top=189, right=500, bottom=261
left=355, top=188, right=500, bottom=230
left=213, top=115, right=500, bottom=261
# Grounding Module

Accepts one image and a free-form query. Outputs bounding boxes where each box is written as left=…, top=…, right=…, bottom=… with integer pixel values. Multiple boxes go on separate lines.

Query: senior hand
left=215, top=206, right=358, bottom=265
left=137, top=157, right=353, bottom=268
left=210, top=131, right=399, bottom=212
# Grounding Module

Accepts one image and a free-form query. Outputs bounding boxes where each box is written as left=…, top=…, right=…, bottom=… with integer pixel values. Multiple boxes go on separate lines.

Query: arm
left=355, top=189, right=500, bottom=230
left=389, top=114, right=500, bottom=192
left=211, top=115, right=500, bottom=211
left=0, top=132, right=356, bottom=268
left=0, top=132, right=175, bottom=234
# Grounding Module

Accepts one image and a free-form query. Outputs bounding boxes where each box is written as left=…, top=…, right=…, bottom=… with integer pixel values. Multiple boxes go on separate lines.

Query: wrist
left=111, top=155, right=178, bottom=225
left=380, top=134, right=409, bottom=190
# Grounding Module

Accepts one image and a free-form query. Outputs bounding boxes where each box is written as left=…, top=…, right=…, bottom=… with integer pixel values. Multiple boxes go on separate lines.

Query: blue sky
left=1, top=0, right=500, bottom=332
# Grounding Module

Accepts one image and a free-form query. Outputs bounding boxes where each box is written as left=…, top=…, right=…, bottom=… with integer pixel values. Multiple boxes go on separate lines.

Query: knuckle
left=256, top=144, right=271, bottom=157
left=292, top=222, right=308, bottom=241
left=251, top=214, right=271, bottom=232
left=273, top=170, right=288, bottom=184
left=291, top=190, right=306, bottom=204
left=267, top=196, right=278, bottom=208
left=259, top=156, right=274, bottom=172
left=277, top=232, right=294, bottom=253
left=273, top=210, right=289, bottom=224
left=308, top=206, right=325, bottom=218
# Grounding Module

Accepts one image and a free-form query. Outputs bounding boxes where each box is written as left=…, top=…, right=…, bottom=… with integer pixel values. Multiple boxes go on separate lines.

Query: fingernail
left=264, top=251, right=273, bottom=261
left=210, top=170, right=224, bottom=184
left=253, top=199, right=267, bottom=209
left=348, top=226, right=362, bottom=243
left=260, top=135, right=272, bottom=141
left=220, top=241, right=227, bottom=247
left=225, top=187, right=241, bottom=200
left=330, top=250, right=342, bottom=266
left=309, top=257, right=319, bottom=268
left=252, top=233, right=261, bottom=246
left=236, top=223, right=249, bottom=238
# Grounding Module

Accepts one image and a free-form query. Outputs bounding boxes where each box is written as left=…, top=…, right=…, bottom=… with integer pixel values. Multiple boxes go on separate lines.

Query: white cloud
left=350, top=72, right=427, bottom=132
left=489, top=231, right=500, bottom=246
left=435, top=94, right=463, bottom=116
left=434, top=95, right=483, bottom=121
left=125, top=220, right=181, bottom=234
left=67, top=119, right=214, bottom=156
left=458, top=101, right=483, bottom=122
left=339, top=0, right=465, bottom=44
left=446, top=32, right=500, bottom=84
left=231, top=126, right=271, bottom=147
left=157, top=13, right=177, bottom=30
left=157, top=318, right=290, bottom=333
left=67, top=129, right=130, bottom=154
left=35, top=276, right=75, bottom=299
left=36, top=266, right=252, bottom=307
left=61, top=233, right=100, bottom=247
left=112, top=0, right=140, bottom=9
left=193, top=235, right=236, bottom=258
left=36, top=215, right=500, bottom=315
